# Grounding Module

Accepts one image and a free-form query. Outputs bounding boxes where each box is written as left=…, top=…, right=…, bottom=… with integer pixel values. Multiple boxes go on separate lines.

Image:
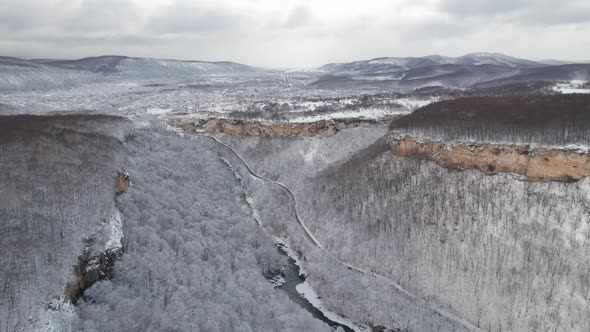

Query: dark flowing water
left=231, top=174, right=355, bottom=331
left=275, top=245, right=355, bottom=332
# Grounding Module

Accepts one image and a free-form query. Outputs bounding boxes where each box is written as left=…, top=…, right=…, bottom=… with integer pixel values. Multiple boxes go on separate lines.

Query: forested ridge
left=390, top=95, right=590, bottom=146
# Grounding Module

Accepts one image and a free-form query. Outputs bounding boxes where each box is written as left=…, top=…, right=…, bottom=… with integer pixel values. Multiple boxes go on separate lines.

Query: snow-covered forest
left=0, top=115, right=129, bottom=331
left=0, top=116, right=333, bottom=331
left=222, top=126, right=590, bottom=332
left=74, top=128, right=333, bottom=332
left=390, top=95, right=590, bottom=147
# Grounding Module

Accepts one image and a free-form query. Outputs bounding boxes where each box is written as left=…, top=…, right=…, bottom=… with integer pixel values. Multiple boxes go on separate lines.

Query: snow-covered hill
left=319, top=53, right=544, bottom=74
left=0, top=57, right=98, bottom=92
left=0, top=55, right=265, bottom=92
left=315, top=53, right=590, bottom=91
left=36, top=56, right=261, bottom=78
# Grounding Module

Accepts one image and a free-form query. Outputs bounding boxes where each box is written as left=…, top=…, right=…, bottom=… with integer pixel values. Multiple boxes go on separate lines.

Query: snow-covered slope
left=0, top=114, right=130, bottom=331
left=223, top=125, right=590, bottom=332
left=319, top=53, right=543, bottom=74
left=454, top=53, right=542, bottom=68
left=314, top=53, right=590, bottom=91
left=0, top=55, right=264, bottom=93
left=0, top=57, right=97, bottom=92
left=0, top=114, right=333, bottom=332
left=36, top=56, right=260, bottom=78
left=115, top=57, right=259, bottom=78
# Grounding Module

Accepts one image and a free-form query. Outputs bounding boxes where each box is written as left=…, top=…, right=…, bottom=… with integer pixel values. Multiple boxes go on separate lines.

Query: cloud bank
left=1, top=0, right=589, bottom=67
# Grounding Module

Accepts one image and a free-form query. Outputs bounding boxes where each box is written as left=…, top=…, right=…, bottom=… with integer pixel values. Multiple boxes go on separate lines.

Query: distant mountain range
left=34, top=55, right=257, bottom=75
left=320, top=53, right=545, bottom=72
left=1, top=55, right=258, bottom=75
left=0, top=55, right=263, bottom=92
left=312, top=53, right=590, bottom=90
left=1, top=53, right=589, bottom=92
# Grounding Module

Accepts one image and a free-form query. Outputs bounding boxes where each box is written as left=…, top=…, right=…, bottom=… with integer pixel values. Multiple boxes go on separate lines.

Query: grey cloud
left=519, top=3, right=590, bottom=25
left=0, top=0, right=590, bottom=67
left=23, top=33, right=161, bottom=46
left=284, top=5, right=313, bottom=28
left=0, top=0, right=140, bottom=37
left=147, top=1, right=250, bottom=35
left=404, top=19, right=472, bottom=40
left=59, top=0, right=141, bottom=33
left=439, top=0, right=529, bottom=17
left=0, top=0, right=254, bottom=58
left=438, top=0, right=590, bottom=26
left=0, top=0, right=61, bottom=31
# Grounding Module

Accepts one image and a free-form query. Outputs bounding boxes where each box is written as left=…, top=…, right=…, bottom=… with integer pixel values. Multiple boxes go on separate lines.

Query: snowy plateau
left=1, top=53, right=590, bottom=332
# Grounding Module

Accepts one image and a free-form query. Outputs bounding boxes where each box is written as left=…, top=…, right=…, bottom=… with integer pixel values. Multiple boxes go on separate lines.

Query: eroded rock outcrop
left=115, top=168, right=131, bottom=195
left=388, top=134, right=590, bottom=182
left=64, top=241, right=122, bottom=304
left=64, top=210, right=124, bottom=303
left=173, top=117, right=393, bottom=137
left=178, top=118, right=337, bottom=137
left=65, top=170, right=129, bottom=304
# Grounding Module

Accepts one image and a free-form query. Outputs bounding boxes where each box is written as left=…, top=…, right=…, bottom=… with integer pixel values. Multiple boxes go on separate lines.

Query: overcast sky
left=1, top=0, right=589, bottom=68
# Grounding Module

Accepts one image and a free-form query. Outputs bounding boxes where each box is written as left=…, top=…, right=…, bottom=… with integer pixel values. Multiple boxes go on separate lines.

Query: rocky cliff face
left=65, top=170, right=129, bottom=303
left=115, top=169, right=131, bottom=195
left=388, top=134, right=590, bottom=182
left=177, top=118, right=337, bottom=137
left=64, top=240, right=123, bottom=304
left=173, top=117, right=393, bottom=137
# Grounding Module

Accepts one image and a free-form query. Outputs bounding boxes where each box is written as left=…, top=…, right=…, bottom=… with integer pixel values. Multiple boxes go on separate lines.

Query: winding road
left=206, top=135, right=481, bottom=332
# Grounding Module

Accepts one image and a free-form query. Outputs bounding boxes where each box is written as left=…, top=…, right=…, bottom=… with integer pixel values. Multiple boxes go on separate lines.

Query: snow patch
left=296, top=281, right=368, bottom=332
left=35, top=298, right=78, bottom=332
left=552, top=80, right=590, bottom=94
left=146, top=107, right=173, bottom=115
left=368, top=58, right=408, bottom=67
left=288, top=107, right=407, bottom=123
left=394, top=97, right=439, bottom=110
left=103, top=210, right=123, bottom=252
left=268, top=275, right=286, bottom=288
